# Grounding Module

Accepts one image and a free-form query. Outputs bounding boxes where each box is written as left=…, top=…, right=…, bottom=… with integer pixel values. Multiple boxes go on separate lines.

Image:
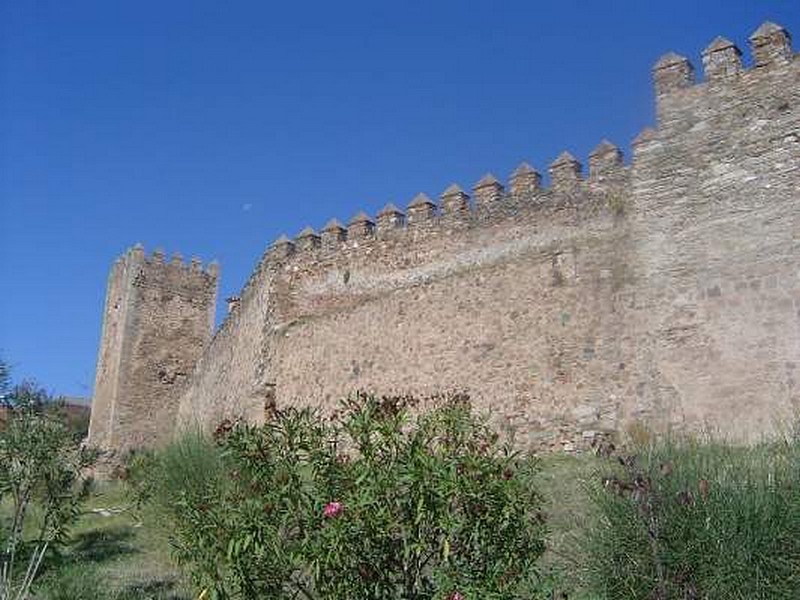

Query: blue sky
left=2, top=1, right=799, bottom=398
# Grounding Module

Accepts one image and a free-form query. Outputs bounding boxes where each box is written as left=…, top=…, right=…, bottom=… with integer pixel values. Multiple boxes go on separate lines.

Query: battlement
left=264, top=140, right=630, bottom=272
left=653, top=21, right=797, bottom=125
left=654, top=21, right=794, bottom=94
left=263, top=20, right=797, bottom=275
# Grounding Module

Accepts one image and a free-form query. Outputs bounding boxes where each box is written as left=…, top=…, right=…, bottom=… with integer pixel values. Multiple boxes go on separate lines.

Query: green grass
left=32, top=483, right=193, bottom=600
left=577, top=436, right=800, bottom=600
left=12, top=434, right=799, bottom=599
left=535, top=453, right=604, bottom=599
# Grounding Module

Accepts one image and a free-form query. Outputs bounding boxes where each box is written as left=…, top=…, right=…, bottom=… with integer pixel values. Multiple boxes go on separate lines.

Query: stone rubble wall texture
left=90, top=21, right=800, bottom=453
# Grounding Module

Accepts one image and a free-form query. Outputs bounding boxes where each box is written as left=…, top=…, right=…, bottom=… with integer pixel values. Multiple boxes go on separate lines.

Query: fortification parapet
left=473, top=174, right=504, bottom=209
left=118, top=244, right=219, bottom=295
left=653, top=22, right=797, bottom=127
left=130, top=242, right=145, bottom=262
left=272, top=234, right=296, bottom=259
left=702, top=37, right=743, bottom=81
left=653, top=52, right=695, bottom=97
left=348, top=212, right=375, bottom=240
left=549, top=151, right=583, bottom=192
left=321, top=219, right=346, bottom=249
left=440, top=184, right=470, bottom=215
left=588, top=141, right=623, bottom=178
left=631, top=128, right=658, bottom=156
left=750, top=22, right=792, bottom=67
left=261, top=142, right=634, bottom=281
left=296, top=227, right=321, bottom=252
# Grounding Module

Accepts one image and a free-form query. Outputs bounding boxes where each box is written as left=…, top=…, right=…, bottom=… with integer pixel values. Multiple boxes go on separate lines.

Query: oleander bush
left=128, top=393, right=548, bottom=600
left=582, top=431, right=800, bottom=599
left=0, top=365, right=97, bottom=600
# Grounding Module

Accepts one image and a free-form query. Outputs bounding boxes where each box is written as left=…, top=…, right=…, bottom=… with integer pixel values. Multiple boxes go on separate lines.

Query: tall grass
left=126, top=429, right=231, bottom=594
left=37, top=564, right=186, bottom=600
left=127, top=429, right=226, bottom=508
left=582, top=432, right=800, bottom=599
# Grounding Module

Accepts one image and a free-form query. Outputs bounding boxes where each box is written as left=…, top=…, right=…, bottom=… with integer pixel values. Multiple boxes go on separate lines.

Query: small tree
left=0, top=364, right=97, bottom=600
left=131, top=393, right=547, bottom=599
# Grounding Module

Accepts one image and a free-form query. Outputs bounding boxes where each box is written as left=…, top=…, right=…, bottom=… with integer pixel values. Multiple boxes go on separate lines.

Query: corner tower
left=88, top=244, right=218, bottom=456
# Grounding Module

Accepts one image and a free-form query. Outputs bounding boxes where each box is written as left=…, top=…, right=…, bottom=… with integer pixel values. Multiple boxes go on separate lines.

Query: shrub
left=130, top=393, right=547, bottom=599
left=583, top=434, right=800, bottom=599
left=0, top=373, right=97, bottom=600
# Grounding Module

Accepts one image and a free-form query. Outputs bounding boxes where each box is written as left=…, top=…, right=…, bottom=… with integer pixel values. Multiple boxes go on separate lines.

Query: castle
left=88, top=22, right=800, bottom=456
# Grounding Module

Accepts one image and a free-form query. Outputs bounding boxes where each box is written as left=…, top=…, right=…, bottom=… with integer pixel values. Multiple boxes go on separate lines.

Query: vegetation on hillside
left=3, top=354, right=800, bottom=599
left=127, top=393, right=548, bottom=600
left=581, top=432, right=800, bottom=599
left=0, top=360, right=97, bottom=600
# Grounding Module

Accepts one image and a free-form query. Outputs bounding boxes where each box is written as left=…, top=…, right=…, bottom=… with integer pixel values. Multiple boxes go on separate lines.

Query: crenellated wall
left=94, top=21, right=800, bottom=453
left=266, top=186, right=636, bottom=450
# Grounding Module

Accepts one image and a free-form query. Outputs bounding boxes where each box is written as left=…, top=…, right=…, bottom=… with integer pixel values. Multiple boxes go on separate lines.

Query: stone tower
left=88, top=244, right=218, bottom=457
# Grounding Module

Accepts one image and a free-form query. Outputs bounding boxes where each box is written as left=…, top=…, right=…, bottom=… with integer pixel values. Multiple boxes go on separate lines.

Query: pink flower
left=448, top=592, right=464, bottom=600
left=323, top=501, right=343, bottom=518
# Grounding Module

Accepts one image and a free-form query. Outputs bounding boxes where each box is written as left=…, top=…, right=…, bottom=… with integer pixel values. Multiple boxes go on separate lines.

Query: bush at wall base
left=583, top=433, right=800, bottom=600
left=127, top=393, right=547, bottom=600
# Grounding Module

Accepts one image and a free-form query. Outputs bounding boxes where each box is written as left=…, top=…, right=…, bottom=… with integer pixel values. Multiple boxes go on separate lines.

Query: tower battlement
left=119, top=244, right=219, bottom=287
left=653, top=22, right=797, bottom=128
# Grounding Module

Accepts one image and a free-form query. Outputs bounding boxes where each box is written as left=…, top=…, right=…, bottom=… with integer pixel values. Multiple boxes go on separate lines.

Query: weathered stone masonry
left=89, top=22, right=800, bottom=453
left=88, top=246, right=217, bottom=455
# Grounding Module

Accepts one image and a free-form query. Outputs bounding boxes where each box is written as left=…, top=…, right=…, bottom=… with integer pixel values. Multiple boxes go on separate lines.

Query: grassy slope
left=8, top=455, right=601, bottom=599
left=15, top=438, right=799, bottom=599
left=535, top=454, right=604, bottom=599
left=33, top=484, right=192, bottom=600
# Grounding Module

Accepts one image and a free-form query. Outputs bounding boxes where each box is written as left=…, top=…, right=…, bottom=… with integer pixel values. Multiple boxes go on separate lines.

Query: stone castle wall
left=174, top=251, right=275, bottom=430
left=631, top=27, right=800, bottom=442
left=91, top=21, right=800, bottom=453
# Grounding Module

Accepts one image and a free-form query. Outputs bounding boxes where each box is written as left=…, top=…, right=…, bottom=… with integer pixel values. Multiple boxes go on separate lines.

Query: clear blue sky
left=1, top=1, right=798, bottom=398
